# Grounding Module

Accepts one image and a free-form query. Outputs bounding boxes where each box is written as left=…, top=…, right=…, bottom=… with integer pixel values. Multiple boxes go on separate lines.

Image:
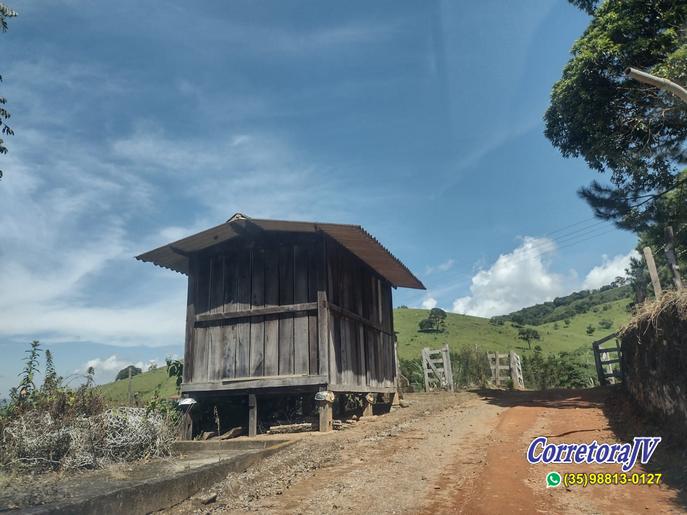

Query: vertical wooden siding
left=325, top=238, right=396, bottom=389
left=188, top=236, right=320, bottom=383
left=185, top=233, right=397, bottom=391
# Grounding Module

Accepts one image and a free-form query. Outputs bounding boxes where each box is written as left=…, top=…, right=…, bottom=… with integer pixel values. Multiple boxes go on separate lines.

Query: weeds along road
left=167, top=389, right=682, bottom=515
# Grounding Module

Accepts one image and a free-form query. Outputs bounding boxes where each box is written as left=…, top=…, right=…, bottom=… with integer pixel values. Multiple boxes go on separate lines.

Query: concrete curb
left=22, top=440, right=295, bottom=515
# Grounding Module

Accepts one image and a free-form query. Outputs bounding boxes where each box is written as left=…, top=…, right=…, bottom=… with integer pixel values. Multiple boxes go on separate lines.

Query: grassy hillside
left=493, top=285, right=632, bottom=326
left=395, top=296, right=632, bottom=360
left=98, top=294, right=632, bottom=400
left=97, top=366, right=177, bottom=403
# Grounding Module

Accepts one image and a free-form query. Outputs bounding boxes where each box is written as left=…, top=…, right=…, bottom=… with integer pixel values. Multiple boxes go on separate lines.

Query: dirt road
left=169, top=389, right=684, bottom=514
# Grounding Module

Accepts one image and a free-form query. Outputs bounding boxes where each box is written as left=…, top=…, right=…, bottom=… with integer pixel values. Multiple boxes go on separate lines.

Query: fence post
left=664, top=226, right=684, bottom=291
left=592, top=341, right=607, bottom=386
left=509, top=351, right=523, bottom=389
left=442, top=344, right=454, bottom=392
left=422, top=348, right=430, bottom=392
left=643, top=246, right=663, bottom=298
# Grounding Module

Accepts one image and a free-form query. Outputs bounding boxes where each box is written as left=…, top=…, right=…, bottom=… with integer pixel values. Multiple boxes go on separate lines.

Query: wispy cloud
left=425, top=258, right=455, bottom=275
left=0, top=58, right=387, bottom=349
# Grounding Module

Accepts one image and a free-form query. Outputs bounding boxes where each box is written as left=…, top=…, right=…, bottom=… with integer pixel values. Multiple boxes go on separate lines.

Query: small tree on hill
left=428, top=308, right=447, bottom=332
left=518, top=328, right=540, bottom=351
left=585, top=324, right=596, bottom=336
left=418, top=318, right=434, bottom=332
left=115, top=365, right=142, bottom=381
left=598, top=319, right=613, bottom=330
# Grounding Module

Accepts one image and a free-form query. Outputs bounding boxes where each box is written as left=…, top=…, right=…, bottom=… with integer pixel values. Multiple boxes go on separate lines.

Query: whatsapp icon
left=546, top=471, right=562, bottom=488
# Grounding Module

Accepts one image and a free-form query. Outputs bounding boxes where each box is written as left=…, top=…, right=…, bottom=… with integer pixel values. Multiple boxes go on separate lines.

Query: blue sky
left=0, top=1, right=637, bottom=392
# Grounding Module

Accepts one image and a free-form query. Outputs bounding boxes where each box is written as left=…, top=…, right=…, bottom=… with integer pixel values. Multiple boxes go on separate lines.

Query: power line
left=491, top=226, right=620, bottom=269
left=544, top=215, right=603, bottom=237
left=498, top=220, right=614, bottom=265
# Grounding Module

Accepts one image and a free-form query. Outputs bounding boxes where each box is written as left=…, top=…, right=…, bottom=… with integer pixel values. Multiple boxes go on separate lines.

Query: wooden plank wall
left=325, top=239, right=396, bottom=389
left=186, top=233, right=397, bottom=391
left=188, top=235, right=320, bottom=383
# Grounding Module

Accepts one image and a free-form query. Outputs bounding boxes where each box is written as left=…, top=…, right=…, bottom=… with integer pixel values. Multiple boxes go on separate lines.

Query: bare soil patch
left=166, top=388, right=685, bottom=515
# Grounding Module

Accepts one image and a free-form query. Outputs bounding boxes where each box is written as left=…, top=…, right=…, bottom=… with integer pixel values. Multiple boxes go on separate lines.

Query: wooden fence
left=421, top=344, right=454, bottom=392
left=487, top=351, right=524, bottom=389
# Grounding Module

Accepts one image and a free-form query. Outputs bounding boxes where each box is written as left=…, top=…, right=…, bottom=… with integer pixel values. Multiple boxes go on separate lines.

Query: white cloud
left=421, top=297, right=438, bottom=309
left=425, top=258, right=455, bottom=275
left=451, top=237, right=569, bottom=317
left=85, top=355, right=139, bottom=373
left=582, top=250, right=639, bottom=290
left=83, top=356, right=161, bottom=378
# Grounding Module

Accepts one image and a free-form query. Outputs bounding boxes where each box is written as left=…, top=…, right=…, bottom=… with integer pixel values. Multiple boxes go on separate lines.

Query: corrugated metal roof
left=136, top=215, right=425, bottom=289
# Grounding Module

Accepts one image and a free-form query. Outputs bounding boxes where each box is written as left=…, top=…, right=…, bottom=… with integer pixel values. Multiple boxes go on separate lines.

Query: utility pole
left=664, top=226, right=684, bottom=291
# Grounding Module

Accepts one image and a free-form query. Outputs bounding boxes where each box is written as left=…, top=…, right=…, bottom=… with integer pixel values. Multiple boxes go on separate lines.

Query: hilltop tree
left=518, top=328, right=540, bottom=351
left=115, top=365, right=142, bottom=381
left=418, top=318, right=435, bottom=332
left=0, top=3, right=17, bottom=180
left=545, top=0, right=687, bottom=230
left=428, top=308, right=447, bottom=332
left=418, top=307, right=447, bottom=333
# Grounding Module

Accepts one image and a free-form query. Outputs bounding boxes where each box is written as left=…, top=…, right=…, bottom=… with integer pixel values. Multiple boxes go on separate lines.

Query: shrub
left=418, top=319, right=434, bottom=332
left=2, top=407, right=177, bottom=472
left=0, top=341, right=178, bottom=474
left=521, top=347, right=595, bottom=390
left=451, top=346, right=491, bottom=388
left=599, top=319, right=614, bottom=330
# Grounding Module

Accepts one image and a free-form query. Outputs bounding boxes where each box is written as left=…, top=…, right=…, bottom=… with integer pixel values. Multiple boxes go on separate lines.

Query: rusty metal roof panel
left=135, top=215, right=425, bottom=289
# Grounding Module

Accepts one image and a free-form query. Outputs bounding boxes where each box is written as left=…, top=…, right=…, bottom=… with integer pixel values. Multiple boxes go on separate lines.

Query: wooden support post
left=393, top=339, right=402, bottom=402
left=664, top=226, right=684, bottom=291
left=318, top=391, right=334, bottom=432
left=180, top=406, right=194, bottom=440
left=362, top=393, right=375, bottom=417
left=248, top=394, right=257, bottom=437
left=643, top=246, right=663, bottom=299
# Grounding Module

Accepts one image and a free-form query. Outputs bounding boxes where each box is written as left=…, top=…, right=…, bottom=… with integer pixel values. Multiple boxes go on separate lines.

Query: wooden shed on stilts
left=136, top=213, right=425, bottom=437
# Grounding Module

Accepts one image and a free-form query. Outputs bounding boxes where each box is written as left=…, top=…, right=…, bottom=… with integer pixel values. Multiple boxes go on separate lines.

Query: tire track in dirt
left=423, top=405, right=544, bottom=514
